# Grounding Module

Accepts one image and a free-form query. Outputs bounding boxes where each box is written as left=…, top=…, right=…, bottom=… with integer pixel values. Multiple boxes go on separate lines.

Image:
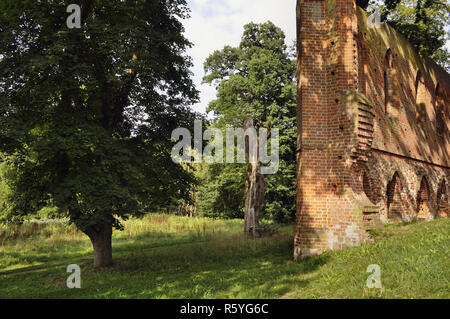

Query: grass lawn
left=0, top=215, right=449, bottom=299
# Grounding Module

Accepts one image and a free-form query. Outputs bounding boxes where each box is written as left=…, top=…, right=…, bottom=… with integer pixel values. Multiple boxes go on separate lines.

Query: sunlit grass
left=0, top=215, right=448, bottom=299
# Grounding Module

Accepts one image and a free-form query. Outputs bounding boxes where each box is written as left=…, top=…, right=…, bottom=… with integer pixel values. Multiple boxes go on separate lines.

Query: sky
left=182, top=0, right=297, bottom=116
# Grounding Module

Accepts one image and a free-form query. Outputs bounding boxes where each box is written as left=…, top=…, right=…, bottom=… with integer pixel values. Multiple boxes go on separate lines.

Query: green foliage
left=204, top=22, right=296, bottom=129
left=0, top=155, right=11, bottom=217
left=199, top=21, right=297, bottom=223
left=0, top=1, right=200, bottom=233
left=368, top=0, right=450, bottom=71
left=196, top=162, right=246, bottom=219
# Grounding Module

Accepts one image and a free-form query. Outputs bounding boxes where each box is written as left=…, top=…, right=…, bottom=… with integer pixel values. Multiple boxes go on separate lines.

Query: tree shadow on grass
left=39, top=234, right=329, bottom=298
left=0, top=230, right=330, bottom=298
left=0, top=231, right=220, bottom=275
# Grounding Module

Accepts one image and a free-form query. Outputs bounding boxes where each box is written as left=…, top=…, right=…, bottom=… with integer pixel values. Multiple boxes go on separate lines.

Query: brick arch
left=350, top=162, right=383, bottom=205
left=384, top=49, right=393, bottom=68
left=362, top=169, right=378, bottom=204
left=437, top=179, right=448, bottom=218
left=435, top=83, right=443, bottom=105
left=384, top=49, right=393, bottom=113
left=386, top=171, right=404, bottom=221
left=417, top=176, right=432, bottom=220
left=435, top=83, right=446, bottom=136
left=415, top=70, right=424, bottom=104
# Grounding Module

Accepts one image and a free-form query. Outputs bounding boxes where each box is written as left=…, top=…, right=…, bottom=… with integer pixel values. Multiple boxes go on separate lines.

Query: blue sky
left=183, top=0, right=297, bottom=116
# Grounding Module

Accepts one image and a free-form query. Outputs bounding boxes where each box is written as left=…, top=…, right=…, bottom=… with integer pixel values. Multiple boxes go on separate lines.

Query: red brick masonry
left=294, top=0, right=449, bottom=259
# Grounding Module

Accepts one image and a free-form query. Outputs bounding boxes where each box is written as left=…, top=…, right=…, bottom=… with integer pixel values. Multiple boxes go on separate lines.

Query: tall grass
left=0, top=214, right=244, bottom=247
left=119, top=214, right=242, bottom=239
left=0, top=220, right=82, bottom=246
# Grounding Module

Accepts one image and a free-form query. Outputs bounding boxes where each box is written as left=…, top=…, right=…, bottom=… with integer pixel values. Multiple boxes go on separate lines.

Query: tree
left=202, top=22, right=297, bottom=232
left=0, top=0, right=199, bottom=267
left=196, top=161, right=246, bottom=220
left=363, top=0, right=450, bottom=71
left=0, top=155, right=11, bottom=216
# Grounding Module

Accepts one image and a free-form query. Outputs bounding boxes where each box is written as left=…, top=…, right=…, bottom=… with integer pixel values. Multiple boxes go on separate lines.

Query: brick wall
left=295, top=0, right=449, bottom=260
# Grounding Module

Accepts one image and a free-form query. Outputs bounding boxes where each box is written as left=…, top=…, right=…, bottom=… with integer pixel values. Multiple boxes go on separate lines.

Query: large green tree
left=0, top=0, right=199, bottom=267
left=201, top=22, right=297, bottom=228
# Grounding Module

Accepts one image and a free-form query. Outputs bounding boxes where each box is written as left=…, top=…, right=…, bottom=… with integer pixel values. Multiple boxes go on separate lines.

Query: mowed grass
left=0, top=215, right=449, bottom=299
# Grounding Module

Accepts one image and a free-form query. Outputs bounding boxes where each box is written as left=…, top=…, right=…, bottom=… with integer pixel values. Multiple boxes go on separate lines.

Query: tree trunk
left=85, top=225, right=113, bottom=268
left=243, top=119, right=265, bottom=237
left=244, top=161, right=266, bottom=237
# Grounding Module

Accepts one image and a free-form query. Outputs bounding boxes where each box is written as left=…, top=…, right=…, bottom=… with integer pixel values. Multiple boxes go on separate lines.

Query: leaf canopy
left=0, top=0, right=200, bottom=231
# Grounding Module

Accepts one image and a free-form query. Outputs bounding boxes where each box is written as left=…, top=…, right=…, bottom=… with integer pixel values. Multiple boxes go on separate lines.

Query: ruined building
left=294, top=0, right=449, bottom=259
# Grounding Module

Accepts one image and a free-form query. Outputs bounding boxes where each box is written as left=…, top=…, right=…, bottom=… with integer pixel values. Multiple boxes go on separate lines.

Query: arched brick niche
left=415, top=70, right=425, bottom=104
left=384, top=49, right=393, bottom=113
left=437, top=179, right=448, bottom=218
left=362, top=170, right=377, bottom=204
left=348, top=164, right=381, bottom=232
left=417, top=176, right=432, bottom=220
left=435, top=83, right=446, bottom=137
left=414, top=71, right=428, bottom=131
left=358, top=39, right=369, bottom=96
left=386, top=171, right=403, bottom=221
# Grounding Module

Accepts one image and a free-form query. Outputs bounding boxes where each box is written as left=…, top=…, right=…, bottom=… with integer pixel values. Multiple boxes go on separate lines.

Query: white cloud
left=183, top=0, right=297, bottom=116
